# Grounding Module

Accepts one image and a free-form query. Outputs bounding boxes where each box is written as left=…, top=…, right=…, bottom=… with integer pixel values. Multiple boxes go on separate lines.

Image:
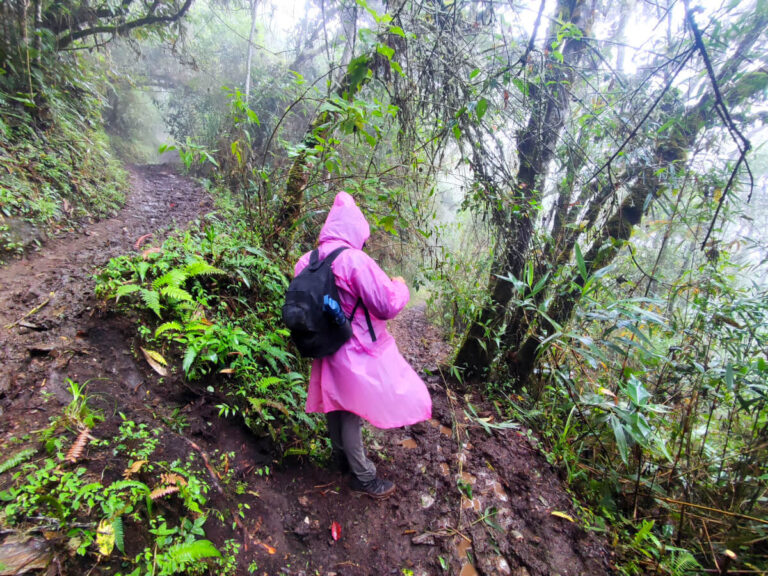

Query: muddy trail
left=0, top=166, right=614, bottom=575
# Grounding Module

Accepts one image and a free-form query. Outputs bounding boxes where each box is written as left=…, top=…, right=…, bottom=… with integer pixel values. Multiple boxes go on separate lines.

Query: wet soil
left=0, top=166, right=615, bottom=575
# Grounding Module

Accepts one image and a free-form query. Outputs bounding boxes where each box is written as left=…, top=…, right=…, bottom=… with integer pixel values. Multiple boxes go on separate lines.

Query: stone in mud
left=0, top=217, right=41, bottom=255
left=293, top=516, right=311, bottom=538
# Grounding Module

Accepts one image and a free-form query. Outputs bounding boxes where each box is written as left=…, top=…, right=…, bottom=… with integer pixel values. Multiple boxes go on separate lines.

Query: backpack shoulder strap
left=349, top=297, right=377, bottom=343
left=308, top=246, right=346, bottom=271
left=323, top=246, right=348, bottom=266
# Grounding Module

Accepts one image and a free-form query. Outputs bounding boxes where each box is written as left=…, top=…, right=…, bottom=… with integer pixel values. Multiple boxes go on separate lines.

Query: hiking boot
left=350, top=476, right=396, bottom=499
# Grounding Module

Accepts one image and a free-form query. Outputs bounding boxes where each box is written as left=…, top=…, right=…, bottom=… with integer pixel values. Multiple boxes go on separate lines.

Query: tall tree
left=454, top=0, right=768, bottom=386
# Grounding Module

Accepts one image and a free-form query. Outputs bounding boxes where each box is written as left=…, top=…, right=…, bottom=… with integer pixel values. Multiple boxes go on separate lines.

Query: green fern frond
left=260, top=344, right=291, bottom=369
left=182, top=346, right=199, bottom=374
left=0, top=448, right=36, bottom=474
left=115, top=284, right=141, bottom=302
left=166, top=539, right=221, bottom=565
left=666, top=549, right=701, bottom=576
left=112, top=516, right=125, bottom=554
left=153, top=269, right=188, bottom=289
left=255, top=376, right=283, bottom=392
left=140, top=289, right=162, bottom=317
left=161, top=286, right=194, bottom=302
left=109, top=480, right=151, bottom=494
left=136, top=261, right=151, bottom=282
left=184, top=260, right=225, bottom=277
left=155, top=321, right=184, bottom=337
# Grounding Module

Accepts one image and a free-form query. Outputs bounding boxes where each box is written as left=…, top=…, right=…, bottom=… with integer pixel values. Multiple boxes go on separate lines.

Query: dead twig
left=655, top=495, right=768, bottom=526
left=5, top=297, right=51, bottom=329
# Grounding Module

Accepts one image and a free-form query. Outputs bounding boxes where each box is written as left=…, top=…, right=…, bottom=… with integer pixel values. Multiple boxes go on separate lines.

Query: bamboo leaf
left=610, top=415, right=629, bottom=465
left=476, top=98, right=488, bottom=121
left=574, top=242, right=587, bottom=281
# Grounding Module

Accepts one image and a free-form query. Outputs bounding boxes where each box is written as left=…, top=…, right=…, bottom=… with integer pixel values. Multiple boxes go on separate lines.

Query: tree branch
left=684, top=1, right=753, bottom=249
left=56, top=0, right=193, bottom=48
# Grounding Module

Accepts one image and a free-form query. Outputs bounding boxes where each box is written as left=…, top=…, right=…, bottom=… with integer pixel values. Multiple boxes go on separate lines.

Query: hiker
left=293, top=192, right=432, bottom=499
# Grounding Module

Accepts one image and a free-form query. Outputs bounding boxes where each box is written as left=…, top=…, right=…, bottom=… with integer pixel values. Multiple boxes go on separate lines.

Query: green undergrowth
left=0, top=63, right=126, bottom=259
left=94, top=188, right=321, bottom=455
left=0, top=379, right=231, bottom=575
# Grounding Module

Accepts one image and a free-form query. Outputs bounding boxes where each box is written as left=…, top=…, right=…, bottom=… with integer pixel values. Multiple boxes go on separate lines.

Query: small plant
left=62, top=379, right=104, bottom=429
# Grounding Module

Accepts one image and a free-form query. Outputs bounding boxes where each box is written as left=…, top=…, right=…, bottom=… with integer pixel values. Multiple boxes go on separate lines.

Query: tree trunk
left=508, top=63, right=768, bottom=387
left=244, top=0, right=257, bottom=105
left=454, top=0, right=594, bottom=376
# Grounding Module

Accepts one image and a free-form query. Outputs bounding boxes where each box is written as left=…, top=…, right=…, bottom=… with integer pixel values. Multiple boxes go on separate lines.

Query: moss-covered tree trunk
left=454, top=0, right=593, bottom=376
left=508, top=61, right=768, bottom=388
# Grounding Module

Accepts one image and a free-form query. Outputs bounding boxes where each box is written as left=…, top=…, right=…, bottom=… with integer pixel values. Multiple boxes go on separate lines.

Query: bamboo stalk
left=655, top=495, right=768, bottom=526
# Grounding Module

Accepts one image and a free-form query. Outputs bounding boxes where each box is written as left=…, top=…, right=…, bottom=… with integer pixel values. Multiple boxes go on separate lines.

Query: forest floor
left=0, top=166, right=615, bottom=575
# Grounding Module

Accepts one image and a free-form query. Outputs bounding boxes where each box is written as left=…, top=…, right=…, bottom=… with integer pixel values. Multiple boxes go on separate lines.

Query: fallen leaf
left=150, top=486, right=179, bottom=500
left=96, top=519, right=115, bottom=556
left=123, top=460, right=148, bottom=478
left=140, top=347, right=168, bottom=376
left=330, top=521, right=342, bottom=541
left=257, top=542, right=276, bottom=554
left=219, top=368, right=235, bottom=374
left=551, top=511, right=575, bottom=522
left=66, top=429, right=92, bottom=463
left=160, top=473, right=187, bottom=486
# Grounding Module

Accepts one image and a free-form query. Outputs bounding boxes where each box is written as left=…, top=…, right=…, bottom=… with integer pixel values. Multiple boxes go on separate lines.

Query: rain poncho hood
left=294, top=192, right=432, bottom=428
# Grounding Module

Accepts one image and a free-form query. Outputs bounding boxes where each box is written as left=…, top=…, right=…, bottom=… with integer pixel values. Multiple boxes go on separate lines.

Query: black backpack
left=282, top=247, right=376, bottom=358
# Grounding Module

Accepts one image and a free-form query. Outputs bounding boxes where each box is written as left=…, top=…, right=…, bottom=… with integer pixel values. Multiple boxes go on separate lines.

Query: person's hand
left=391, top=276, right=406, bottom=284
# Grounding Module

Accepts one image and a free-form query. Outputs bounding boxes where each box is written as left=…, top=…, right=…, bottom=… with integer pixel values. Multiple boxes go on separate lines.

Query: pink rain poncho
left=294, top=192, right=432, bottom=429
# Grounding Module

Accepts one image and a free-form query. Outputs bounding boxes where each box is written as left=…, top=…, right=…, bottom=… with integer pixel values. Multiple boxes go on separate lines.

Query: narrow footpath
left=0, top=166, right=614, bottom=575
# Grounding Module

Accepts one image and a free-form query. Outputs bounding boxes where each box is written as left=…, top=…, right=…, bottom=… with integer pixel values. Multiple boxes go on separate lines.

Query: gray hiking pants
left=326, top=410, right=376, bottom=483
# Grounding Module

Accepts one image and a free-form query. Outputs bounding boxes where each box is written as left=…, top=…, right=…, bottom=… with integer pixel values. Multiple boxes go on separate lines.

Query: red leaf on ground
left=330, top=521, right=342, bottom=541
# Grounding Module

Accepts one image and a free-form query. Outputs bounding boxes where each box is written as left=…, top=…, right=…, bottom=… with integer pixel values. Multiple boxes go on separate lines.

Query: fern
left=115, top=284, right=141, bottom=301
left=165, top=539, right=221, bottom=566
left=182, top=346, right=199, bottom=374
left=666, top=549, right=702, bottom=576
left=109, top=479, right=151, bottom=494
left=140, top=289, right=162, bottom=317
left=135, top=261, right=151, bottom=282
left=153, top=269, right=188, bottom=289
left=161, top=286, right=193, bottom=302
left=155, top=321, right=183, bottom=337
left=112, top=516, right=125, bottom=554
left=184, top=260, right=225, bottom=277
left=0, top=448, right=36, bottom=474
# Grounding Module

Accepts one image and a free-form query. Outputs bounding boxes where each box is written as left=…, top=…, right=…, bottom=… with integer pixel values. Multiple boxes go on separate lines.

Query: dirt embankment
left=0, top=166, right=614, bottom=575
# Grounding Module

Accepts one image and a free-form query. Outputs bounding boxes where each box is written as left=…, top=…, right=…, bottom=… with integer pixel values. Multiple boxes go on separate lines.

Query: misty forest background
left=1, top=0, right=768, bottom=573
